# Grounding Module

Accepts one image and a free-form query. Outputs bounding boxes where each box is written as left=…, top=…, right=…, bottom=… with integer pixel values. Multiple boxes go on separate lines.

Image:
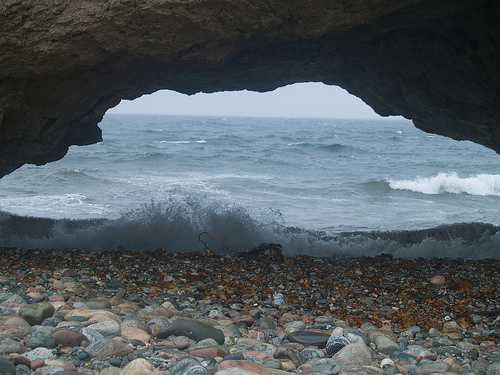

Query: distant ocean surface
left=1, top=114, right=500, bottom=258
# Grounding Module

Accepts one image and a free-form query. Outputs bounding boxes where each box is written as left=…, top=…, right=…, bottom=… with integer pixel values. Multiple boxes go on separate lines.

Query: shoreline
left=0, top=247, right=499, bottom=374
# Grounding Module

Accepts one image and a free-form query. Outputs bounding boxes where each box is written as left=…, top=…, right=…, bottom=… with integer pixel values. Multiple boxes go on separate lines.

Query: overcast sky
left=108, top=82, right=392, bottom=119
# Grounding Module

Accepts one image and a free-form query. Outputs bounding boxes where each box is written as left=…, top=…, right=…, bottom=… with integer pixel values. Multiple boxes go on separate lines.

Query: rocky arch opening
left=107, top=83, right=382, bottom=119
left=1, top=1, right=499, bottom=179
left=1, top=81, right=500, bottom=257
left=1, top=0, right=500, bottom=256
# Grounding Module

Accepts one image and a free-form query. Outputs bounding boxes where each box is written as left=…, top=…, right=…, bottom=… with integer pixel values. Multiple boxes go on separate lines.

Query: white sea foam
left=0, top=194, right=106, bottom=218
left=156, top=140, right=207, bottom=144
left=389, top=173, right=500, bottom=196
left=1, top=198, right=499, bottom=258
left=3, top=115, right=500, bottom=258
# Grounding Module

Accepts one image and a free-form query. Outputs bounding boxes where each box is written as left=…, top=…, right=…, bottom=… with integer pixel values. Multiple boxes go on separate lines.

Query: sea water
left=1, top=114, right=500, bottom=258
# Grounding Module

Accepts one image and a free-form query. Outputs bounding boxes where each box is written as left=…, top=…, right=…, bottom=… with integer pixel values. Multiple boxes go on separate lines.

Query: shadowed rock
left=1, top=1, right=499, bottom=177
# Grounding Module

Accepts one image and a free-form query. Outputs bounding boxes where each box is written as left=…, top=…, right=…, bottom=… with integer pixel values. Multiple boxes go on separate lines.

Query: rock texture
left=1, top=0, right=499, bottom=176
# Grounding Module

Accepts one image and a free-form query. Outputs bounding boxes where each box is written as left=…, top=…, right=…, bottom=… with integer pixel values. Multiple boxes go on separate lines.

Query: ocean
left=1, top=114, right=500, bottom=258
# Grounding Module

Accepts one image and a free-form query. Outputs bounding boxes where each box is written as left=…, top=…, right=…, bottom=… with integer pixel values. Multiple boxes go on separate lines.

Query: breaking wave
left=1, top=197, right=499, bottom=259
left=389, top=173, right=500, bottom=196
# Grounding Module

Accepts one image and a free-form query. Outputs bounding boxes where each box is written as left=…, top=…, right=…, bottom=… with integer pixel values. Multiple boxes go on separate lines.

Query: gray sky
left=108, top=82, right=390, bottom=119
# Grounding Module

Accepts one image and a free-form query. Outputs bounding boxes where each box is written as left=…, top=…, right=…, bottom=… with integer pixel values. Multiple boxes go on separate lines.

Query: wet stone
left=173, top=335, right=190, bottom=349
left=416, top=361, right=451, bottom=374
left=4, top=294, right=27, bottom=305
left=87, top=320, right=121, bottom=338
left=26, top=330, right=56, bottom=349
left=0, top=341, right=26, bottom=354
left=333, top=343, right=372, bottom=366
left=383, top=365, right=399, bottom=375
left=0, top=357, right=16, bottom=375
left=375, top=335, right=399, bottom=352
left=35, top=365, right=65, bottom=373
left=158, top=319, right=224, bottom=344
left=259, top=316, right=277, bottom=330
left=434, top=345, right=462, bottom=356
left=18, top=302, right=55, bottom=326
left=11, top=355, right=30, bottom=367
left=216, top=324, right=243, bottom=338
left=288, top=330, right=330, bottom=348
left=52, top=329, right=88, bottom=347
left=284, top=320, right=306, bottom=332
left=233, top=315, right=255, bottom=327
left=24, top=347, right=54, bottom=361
left=109, top=357, right=122, bottom=367
left=85, top=337, right=134, bottom=359
left=30, top=358, right=45, bottom=370
left=301, top=348, right=325, bottom=360
left=77, top=351, right=89, bottom=360
left=85, top=299, right=112, bottom=309
left=189, top=345, right=228, bottom=358
left=0, top=293, right=13, bottom=303
left=0, top=324, right=24, bottom=340
left=41, top=317, right=62, bottom=327
left=222, top=352, right=245, bottom=361
left=65, top=316, right=87, bottom=323
left=0, top=248, right=499, bottom=375
left=262, top=359, right=282, bottom=369
left=170, top=358, right=210, bottom=375
left=3, top=317, right=33, bottom=332
left=487, top=364, right=500, bottom=375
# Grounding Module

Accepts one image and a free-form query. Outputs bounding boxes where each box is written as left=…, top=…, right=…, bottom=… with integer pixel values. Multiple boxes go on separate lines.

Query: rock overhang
left=0, top=0, right=499, bottom=177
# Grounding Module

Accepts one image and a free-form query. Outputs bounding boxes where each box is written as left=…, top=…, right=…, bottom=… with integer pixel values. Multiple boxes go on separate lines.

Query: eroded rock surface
left=1, top=0, right=499, bottom=176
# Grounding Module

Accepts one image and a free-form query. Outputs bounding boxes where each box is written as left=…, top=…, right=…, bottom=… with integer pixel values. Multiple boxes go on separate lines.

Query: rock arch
left=0, top=0, right=499, bottom=177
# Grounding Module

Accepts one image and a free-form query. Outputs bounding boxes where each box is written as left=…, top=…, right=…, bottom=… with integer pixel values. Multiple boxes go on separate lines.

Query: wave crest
left=1, top=197, right=499, bottom=258
left=389, top=172, right=500, bottom=196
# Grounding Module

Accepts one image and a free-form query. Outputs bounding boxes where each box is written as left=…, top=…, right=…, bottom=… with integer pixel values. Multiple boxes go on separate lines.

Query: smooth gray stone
left=26, top=331, right=56, bottom=349
left=0, top=357, right=15, bottom=374
left=288, top=330, right=329, bottom=348
left=258, top=316, right=277, bottom=330
left=158, top=319, right=224, bottom=345
left=87, top=321, right=121, bottom=338
left=301, top=348, right=325, bottom=360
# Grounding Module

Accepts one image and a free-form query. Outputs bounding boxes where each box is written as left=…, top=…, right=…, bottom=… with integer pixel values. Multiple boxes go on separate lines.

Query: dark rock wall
left=1, top=0, right=499, bottom=177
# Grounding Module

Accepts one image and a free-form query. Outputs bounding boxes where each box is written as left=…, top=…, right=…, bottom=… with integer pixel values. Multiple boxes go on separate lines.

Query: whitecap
left=388, top=172, right=500, bottom=196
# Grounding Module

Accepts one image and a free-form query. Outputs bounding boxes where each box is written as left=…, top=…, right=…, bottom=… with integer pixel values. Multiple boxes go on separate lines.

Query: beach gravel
left=0, top=247, right=499, bottom=374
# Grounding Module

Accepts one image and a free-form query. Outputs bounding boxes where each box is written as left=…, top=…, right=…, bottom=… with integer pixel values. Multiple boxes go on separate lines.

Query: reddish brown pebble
left=49, top=294, right=65, bottom=302
left=56, top=304, right=75, bottom=312
left=233, top=315, right=255, bottom=327
left=30, top=358, right=45, bottom=370
left=121, top=327, right=151, bottom=343
left=150, top=305, right=178, bottom=318
left=189, top=345, right=228, bottom=358
left=62, top=360, right=78, bottom=371
left=242, top=350, right=272, bottom=360
left=12, top=355, right=31, bottom=367
left=52, top=329, right=88, bottom=347
left=217, top=360, right=273, bottom=374
left=3, top=317, right=33, bottom=332
left=0, top=324, right=25, bottom=340
left=275, top=346, right=305, bottom=366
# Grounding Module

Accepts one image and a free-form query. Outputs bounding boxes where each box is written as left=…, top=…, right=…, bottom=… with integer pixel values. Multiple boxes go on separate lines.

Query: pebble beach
left=0, top=246, right=499, bottom=375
